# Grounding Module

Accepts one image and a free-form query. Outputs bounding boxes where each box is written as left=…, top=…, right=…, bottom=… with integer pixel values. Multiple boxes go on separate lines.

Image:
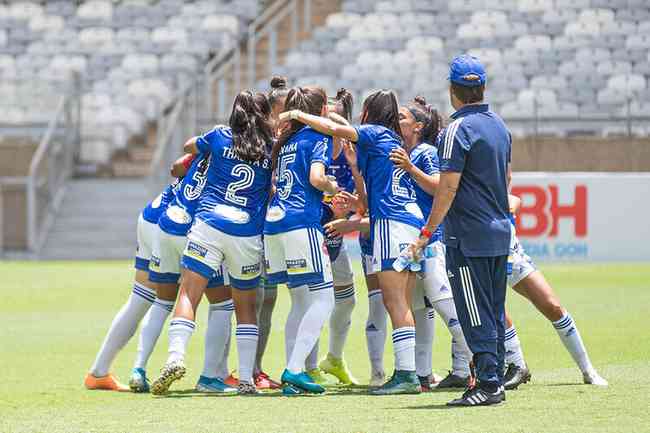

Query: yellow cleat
left=319, top=353, right=359, bottom=386
left=306, top=367, right=338, bottom=386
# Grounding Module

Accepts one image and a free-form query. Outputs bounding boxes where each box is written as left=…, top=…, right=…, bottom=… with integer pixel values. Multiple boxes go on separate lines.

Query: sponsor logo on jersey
left=286, top=259, right=308, bottom=274
left=150, top=255, right=161, bottom=269
left=241, top=263, right=260, bottom=276
left=186, top=241, right=208, bottom=259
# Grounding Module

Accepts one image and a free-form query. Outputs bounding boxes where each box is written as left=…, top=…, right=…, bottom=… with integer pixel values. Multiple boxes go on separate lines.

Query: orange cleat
left=84, top=373, right=130, bottom=392
left=254, top=371, right=281, bottom=390
left=223, top=372, right=239, bottom=387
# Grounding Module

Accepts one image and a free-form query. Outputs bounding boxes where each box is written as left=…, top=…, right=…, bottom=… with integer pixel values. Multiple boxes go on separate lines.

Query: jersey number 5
left=225, top=164, right=255, bottom=206
left=277, top=153, right=296, bottom=200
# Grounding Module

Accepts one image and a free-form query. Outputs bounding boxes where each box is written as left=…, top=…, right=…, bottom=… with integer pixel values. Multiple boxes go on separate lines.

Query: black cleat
left=447, top=385, right=505, bottom=407
left=435, top=371, right=469, bottom=389
left=503, top=364, right=531, bottom=390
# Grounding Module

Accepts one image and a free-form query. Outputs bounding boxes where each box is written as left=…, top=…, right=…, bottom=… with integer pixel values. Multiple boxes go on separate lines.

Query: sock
left=90, top=283, right=155, bottom=377
left=134, top=298, right=174, bottom=370
left=255, top=287, right=276, bottom=374
left=504, top=325, right=527, bottom=368
left=202, top=299, right=233, bottom=379
left=365, top=289, right=387, bottom=376
left=329, top=285, right=356, bottom=359
left=285, top=285, right=309, bottom=365
left=287, top=282, right=334, bottom=374
left=305, top=339, right=319, bottom=370
left=167, top=318, right=195, bottom=364
left=553, top=312, right=593, bottom=373
left=414, top=308, right=435, bottom=377
left=392, top=327, right=416, bottom=372
left=433, top=298, right=471, bottom=377
left=236, top=324, right=259, bottom=385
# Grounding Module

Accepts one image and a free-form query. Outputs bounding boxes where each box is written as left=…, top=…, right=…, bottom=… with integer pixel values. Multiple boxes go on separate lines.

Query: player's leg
left=363, top=256, right=387, bottom=387
left=254, top=281, right=279, bottom=387
left=502, top=312, right=530, bottom=390
left=412, top=291, right=435, bottom=391
left=85, top=215, right=157, bottom=391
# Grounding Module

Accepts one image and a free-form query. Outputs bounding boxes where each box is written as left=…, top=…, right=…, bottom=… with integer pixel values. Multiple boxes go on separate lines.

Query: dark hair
left=254, top=92, right=272, bottom=118
left=229, top=90, right=273, bottom=163
left=361, top=89, right=403, bottom=139
left=329, top=88, right=353, bottom=122
left=273, top=85, right=327, bottom=166
left=451, top=82, right=485, bottom=104
left=268, top=75, right=289, bottom=108
left=407, top=95, right=442, bottom=144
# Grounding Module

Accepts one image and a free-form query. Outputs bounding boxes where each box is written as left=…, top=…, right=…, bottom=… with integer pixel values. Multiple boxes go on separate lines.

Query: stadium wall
left=0, top=139, right=35, bottom=250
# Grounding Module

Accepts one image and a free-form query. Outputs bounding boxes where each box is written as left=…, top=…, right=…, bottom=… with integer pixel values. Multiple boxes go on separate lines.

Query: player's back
left=141, top=179, right=180, bottom=224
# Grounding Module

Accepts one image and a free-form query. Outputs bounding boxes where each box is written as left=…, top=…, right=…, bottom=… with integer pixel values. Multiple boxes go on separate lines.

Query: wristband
left=181, top=153, right=195, bottom=170
left=420, top=227, right=433, bottom=239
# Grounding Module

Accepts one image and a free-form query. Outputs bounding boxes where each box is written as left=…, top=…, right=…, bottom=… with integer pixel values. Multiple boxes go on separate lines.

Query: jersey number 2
left=225, top=164, right=255, bottom=206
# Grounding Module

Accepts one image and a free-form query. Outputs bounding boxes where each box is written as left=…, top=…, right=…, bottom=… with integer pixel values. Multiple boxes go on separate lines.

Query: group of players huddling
left=84, top=54, right=607, bottom=406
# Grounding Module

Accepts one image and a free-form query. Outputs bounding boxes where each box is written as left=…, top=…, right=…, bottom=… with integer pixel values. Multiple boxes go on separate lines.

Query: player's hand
left=324, top=177, right=339, bottom=196
left=407, top=235, right=429, bottom=261
left=325, top=218, right=356, bottom=237
left=332, top=191, right=359, bottom=214
left=389, top=147, right=413, bottom=172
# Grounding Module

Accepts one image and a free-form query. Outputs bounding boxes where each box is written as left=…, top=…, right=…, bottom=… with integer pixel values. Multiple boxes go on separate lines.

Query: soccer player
left=389, top=96, right=473, bottom=390
left=281, top=89, right=425, bottom=395
left=502, top=194, right=607, bottom=389
left=410, top=55, right=512, bottom=406
left=264, top=86, right=338, bottom=395
left=84, top=181, right=178, bottom=391
left=150, top=91, right=274, bottom=395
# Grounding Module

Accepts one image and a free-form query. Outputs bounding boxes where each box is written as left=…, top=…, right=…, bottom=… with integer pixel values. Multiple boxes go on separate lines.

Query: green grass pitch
left=1, top=261, right=649, bottom=433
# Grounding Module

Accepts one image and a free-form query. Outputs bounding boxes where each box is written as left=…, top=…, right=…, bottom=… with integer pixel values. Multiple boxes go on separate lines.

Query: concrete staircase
left=39, top=178, right=155, bottom=260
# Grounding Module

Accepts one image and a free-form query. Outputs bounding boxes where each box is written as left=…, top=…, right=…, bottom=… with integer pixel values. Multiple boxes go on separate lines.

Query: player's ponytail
left=408, top=95, right=442, bottom=144
left=361, top=89, right=403, bottom=140
left=329, top=88, right=353, bottom=122
left=268, top=75, right=290, bottom=109
left=229, top=91, right=273, bottom=163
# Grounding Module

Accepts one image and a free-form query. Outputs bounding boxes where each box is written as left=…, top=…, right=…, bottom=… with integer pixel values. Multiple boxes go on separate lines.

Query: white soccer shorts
left=508, top=235, right=537, bottom=287
left=135, top=213, right=158, bottom=271
left=182, top=219, right=262, bottom=290
left=372, top=218, right=420, bottom=273
left=331, top=242, right=354, bottom=287
left=361, top=252, right=376, bottom=277
left=264, top=227, right=333, bottom=288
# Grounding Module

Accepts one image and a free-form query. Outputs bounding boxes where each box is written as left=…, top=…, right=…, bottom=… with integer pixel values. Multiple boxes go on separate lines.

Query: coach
left=410, top=54, right=512, bottom=406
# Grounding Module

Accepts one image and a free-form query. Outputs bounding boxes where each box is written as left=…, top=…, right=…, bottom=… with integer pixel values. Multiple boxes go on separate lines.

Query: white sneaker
left=369, top=371, right=386, bottom=388
left=583, top=369, right=608, bottom=387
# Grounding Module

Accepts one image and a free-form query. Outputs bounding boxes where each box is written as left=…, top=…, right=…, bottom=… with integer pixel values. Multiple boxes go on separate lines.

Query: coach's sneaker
left=195, top=375, right=237, bottom=394
left=369, top=371, right=386, bottom=388
left=319, top=354, right=359, bottom=386
left=281, top=369, right=325, bottom=394
left=435, top=371, right=469, bottom=389
left=151, top=359, right=186, bottom=395
left=237, top=382, right=259, bottom=395
left=84, top=373, right=130, bottom=392
left=254, top=371, right=281, bottom=390
left=128, top=368, right=150, bottom=393
left=503, top=364, right=531, bottom=390
left=306, top=368, right=337, bottom=386
left=447, top=385, right=505, bottom=407
left=369, top=370, right=421, bottom=395
left=583, top=369, right=608, bottom=387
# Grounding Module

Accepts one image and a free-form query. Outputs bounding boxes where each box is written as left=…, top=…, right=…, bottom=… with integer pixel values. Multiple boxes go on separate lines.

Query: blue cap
left=448, top=54, right=487, bottom=87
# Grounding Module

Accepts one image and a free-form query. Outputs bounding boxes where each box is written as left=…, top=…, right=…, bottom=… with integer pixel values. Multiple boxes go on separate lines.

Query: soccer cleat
left=128, top=368, right=150, bottom=393
left=150, top=359, right=186, bottom=395
left=503, top=364, right=531, bottom=390
left=224, top=372, right=239, bottom=387
left=447, top=385, right=505, bottom=407
left=306, top=368, right=337, bottom=386
left=195, top=375, right=237, bottom=394
left=583, top=369, right=608, bottom=387
left=435, top=371, right=470, bottom=389
left=369, top=370, right=421, bottom=395
left=282, top=383, right=305, bottom=396
left=84, top=373, right=130, bottom=392
left=254, top=371, right=281, bottom=390
left=281, top=369, right=325, bottom=394
left=369, top=371, right=386, bottom=388
left=237, top=382, right=259, bottom=395
left=319, top=353, right=359, bottom=385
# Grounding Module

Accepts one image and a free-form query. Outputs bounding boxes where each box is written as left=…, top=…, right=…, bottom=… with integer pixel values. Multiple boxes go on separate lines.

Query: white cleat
left=583, top=369, right=608, bottom=387
left=369, top=371, right=386, bottom=388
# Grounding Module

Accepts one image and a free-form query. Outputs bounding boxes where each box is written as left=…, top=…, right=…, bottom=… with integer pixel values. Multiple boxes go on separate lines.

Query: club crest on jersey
left=286, top=259, right=308, bottom=274
left=186, top=242, right=208, bottom=259
left=241, top=263, right=260, bottom=275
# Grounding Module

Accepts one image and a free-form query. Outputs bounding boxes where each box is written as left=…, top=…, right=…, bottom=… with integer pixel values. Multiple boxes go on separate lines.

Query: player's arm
left=325, top=214, right=369, bottom=237
left=183, top=136, right=199, bottom=154
left=341, top=140, right=368, bottom=211
left=279, top=110, right=359, bottom=142
left=310, top=162, right=338, bottom=195
left=413, top=172, right=461, bottom=252
left=389, top=147, right=439, bottom=195
left=509, top=194, right=521, bottom=215
left=170, top=153, right=195, bottom=177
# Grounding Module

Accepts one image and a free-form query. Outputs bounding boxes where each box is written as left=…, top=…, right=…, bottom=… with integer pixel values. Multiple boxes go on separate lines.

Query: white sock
left=553, top=312, right=593, bottom=373
left=255, top=287, right=276, bottom=374
left=287, top=282, right=334, bottom=374
left=285, top=285, right=308, bottom=365
left=134, top=298, right=174, bottom=370
left=167, top=318, right=195, bottom=364
left=90, top=283, right=155, bottom=377
left=414, top=308, right=435, bottom=377
left=305, top=339, right=319, bottom=370
left=504, top=325, right=527, bottom=368
left=366, top=289, right=387, bottom=376
left=216, top=330, right=231, bottom=380
left=236, top=324, right=259, bottom=384
left=202, top=299, right=233, bottom=379
left=433, top=298, right=471, bottom=377
left=329, top=285, right=356, bottom=359
left=392, top=327, right=416, bottom=372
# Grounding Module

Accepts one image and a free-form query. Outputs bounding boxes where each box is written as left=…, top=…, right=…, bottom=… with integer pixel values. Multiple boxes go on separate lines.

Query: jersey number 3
left=225, top=164, right=255, bottom=206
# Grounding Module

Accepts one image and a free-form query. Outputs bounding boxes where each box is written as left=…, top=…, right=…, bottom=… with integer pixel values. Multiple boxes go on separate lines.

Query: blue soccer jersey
left=158, top=153, right=211, bottom=237
left=353, top=124, right=423, bottom=228
left=264, top=126, right=332, bottom=235
left=410, top=142, right=442, bottom=244
left=327, top=151, right=355, bottom=193
left=437, top=103, right=511, bottom=257
left=141, top=180, right=180, bottom=224
left=194, top=126, right=273, bottom=237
